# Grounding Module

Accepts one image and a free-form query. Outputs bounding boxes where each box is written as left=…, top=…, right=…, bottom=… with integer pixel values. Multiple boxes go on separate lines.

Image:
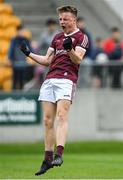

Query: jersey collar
left=64, top=28, right=80, bottom=37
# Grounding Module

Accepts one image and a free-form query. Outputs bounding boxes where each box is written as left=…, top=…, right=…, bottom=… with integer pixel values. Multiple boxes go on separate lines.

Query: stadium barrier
left=0, top=91, right=42, bottom=125
left=0, top=61, right=123, bottom=142
left=78, top=59, right=123, bottom=88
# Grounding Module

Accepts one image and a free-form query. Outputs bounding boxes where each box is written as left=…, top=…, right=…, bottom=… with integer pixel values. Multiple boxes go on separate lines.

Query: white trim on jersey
left=75, top=46, right=86, bottom=52
left=64, top=28, right=80, bottom=37
left=81, top=34, right=88, bottom=48
left=49, top=47, right=54, bottom=51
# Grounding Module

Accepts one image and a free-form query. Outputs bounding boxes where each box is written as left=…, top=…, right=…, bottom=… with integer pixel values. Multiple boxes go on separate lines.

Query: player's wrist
left=66, top=47, right=72, bottom=52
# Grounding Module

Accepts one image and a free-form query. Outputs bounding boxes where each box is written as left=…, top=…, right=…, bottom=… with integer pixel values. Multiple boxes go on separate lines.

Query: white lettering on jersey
left=55, top=49, right=67, bottom=55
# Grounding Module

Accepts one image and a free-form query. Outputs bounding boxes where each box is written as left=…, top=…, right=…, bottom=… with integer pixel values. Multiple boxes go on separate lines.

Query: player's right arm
left=29, top=48, right=54, bottom=66
left=20, top=41, right=54, bottom=66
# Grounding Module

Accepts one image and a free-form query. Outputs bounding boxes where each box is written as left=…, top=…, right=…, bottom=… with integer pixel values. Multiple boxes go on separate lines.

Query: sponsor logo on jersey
left=56, top=49, right=67, bottom=55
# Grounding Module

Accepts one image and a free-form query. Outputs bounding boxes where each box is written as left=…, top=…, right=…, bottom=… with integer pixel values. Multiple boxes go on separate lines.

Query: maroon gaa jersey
left=45, top=29, right=88, bottom=83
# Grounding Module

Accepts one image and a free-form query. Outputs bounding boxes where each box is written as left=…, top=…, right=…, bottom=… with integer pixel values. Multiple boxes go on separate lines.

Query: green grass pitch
left=0, top=141, right=123, bottom=179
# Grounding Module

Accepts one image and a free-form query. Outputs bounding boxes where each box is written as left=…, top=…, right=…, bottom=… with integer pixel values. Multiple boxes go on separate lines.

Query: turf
left=0, top=141, right=123, bottom=179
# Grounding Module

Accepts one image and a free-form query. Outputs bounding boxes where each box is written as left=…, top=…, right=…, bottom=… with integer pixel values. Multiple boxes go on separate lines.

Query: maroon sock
left=56, top=145, right=64, bottom=157
left=44, top=151, right=53, bottom=162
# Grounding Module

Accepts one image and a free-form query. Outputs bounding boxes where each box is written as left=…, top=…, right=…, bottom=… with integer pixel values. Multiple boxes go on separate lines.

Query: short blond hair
left=57, top=6, right=77, bottom=17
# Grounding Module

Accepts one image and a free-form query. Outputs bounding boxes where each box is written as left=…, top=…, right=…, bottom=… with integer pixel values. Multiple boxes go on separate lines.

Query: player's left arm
left=63, top=35, right=88, bottom=65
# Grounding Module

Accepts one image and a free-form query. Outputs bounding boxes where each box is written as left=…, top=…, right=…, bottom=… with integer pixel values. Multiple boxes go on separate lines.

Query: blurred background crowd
left=0, top=0, right=123, bottom=92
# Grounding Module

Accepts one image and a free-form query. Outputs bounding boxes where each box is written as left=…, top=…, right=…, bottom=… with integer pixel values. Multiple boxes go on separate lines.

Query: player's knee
left=56, top=110, right=67, bottom=124
left=44, top=115, right=54, bottom=128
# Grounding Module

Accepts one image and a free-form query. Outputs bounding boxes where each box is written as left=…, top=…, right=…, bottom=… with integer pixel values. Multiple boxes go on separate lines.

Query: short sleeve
left=76, top=34, right=89, bottom=52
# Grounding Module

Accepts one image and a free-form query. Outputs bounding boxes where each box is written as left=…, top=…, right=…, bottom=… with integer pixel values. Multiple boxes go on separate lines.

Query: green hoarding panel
left=0, top=91, right=42, bottom=125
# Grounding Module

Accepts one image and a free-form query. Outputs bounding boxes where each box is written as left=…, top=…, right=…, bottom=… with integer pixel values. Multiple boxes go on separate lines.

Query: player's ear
left=74, top=17, right=77, bottom=23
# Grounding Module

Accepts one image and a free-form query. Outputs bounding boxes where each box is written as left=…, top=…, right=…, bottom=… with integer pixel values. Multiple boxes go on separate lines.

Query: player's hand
left=63, top=36, right=72, bottom=52
left=20, top=41, right=30, bottom=56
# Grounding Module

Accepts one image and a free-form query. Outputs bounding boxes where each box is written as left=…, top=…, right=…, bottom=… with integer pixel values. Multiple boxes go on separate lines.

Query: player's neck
left=64, top=27, right=79, bottom=36
left=64, top=25, right=78, bottom=34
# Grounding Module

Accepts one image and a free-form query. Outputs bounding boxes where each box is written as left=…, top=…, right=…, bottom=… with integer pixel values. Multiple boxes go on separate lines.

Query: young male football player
left=20, top=5, right=88, bottom=176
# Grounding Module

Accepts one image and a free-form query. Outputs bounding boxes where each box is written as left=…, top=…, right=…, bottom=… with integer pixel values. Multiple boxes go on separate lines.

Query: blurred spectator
left=92, top=37, right=105, bottom=60
left=23, top=65, right=45, bottom=91
left=38, top=18, right=59, bottom=54
left=24, top=18, right=59, bottom=91
left=77, top=17, right=93, bottom=59
left=92, top=37, right=109, bottom=88
left=8, top=25, right=34, bottom=90
left=103, top=27, right=123, bottom=88
left=76, top=17, right=93, bottom=88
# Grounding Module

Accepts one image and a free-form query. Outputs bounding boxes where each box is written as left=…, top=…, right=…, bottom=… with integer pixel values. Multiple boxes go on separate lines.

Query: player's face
left=112, top=31, right=121, bottom=42
left=59, top=12, right=76, bottom=34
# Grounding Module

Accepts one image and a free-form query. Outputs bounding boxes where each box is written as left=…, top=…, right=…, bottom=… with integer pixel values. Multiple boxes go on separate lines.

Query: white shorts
left=38, top=78, right=76, bottom=103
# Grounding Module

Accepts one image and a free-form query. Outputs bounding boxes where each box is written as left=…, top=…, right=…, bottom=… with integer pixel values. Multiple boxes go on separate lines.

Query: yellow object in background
left=0, top=3, right=12, bottom=14
left=0, top=2, right=21, bottom=91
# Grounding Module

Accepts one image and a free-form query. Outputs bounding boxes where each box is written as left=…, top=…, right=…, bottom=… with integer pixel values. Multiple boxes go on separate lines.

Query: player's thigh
left=56, top=100, right=71, bottom=119
left=38, top=79, right=55, bottom=103
left=42, top=101, right=57, bottom=123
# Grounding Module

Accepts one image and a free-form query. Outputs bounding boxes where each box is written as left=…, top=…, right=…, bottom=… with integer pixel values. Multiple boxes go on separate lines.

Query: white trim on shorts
left=38, top=78, right=76, bottom=103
